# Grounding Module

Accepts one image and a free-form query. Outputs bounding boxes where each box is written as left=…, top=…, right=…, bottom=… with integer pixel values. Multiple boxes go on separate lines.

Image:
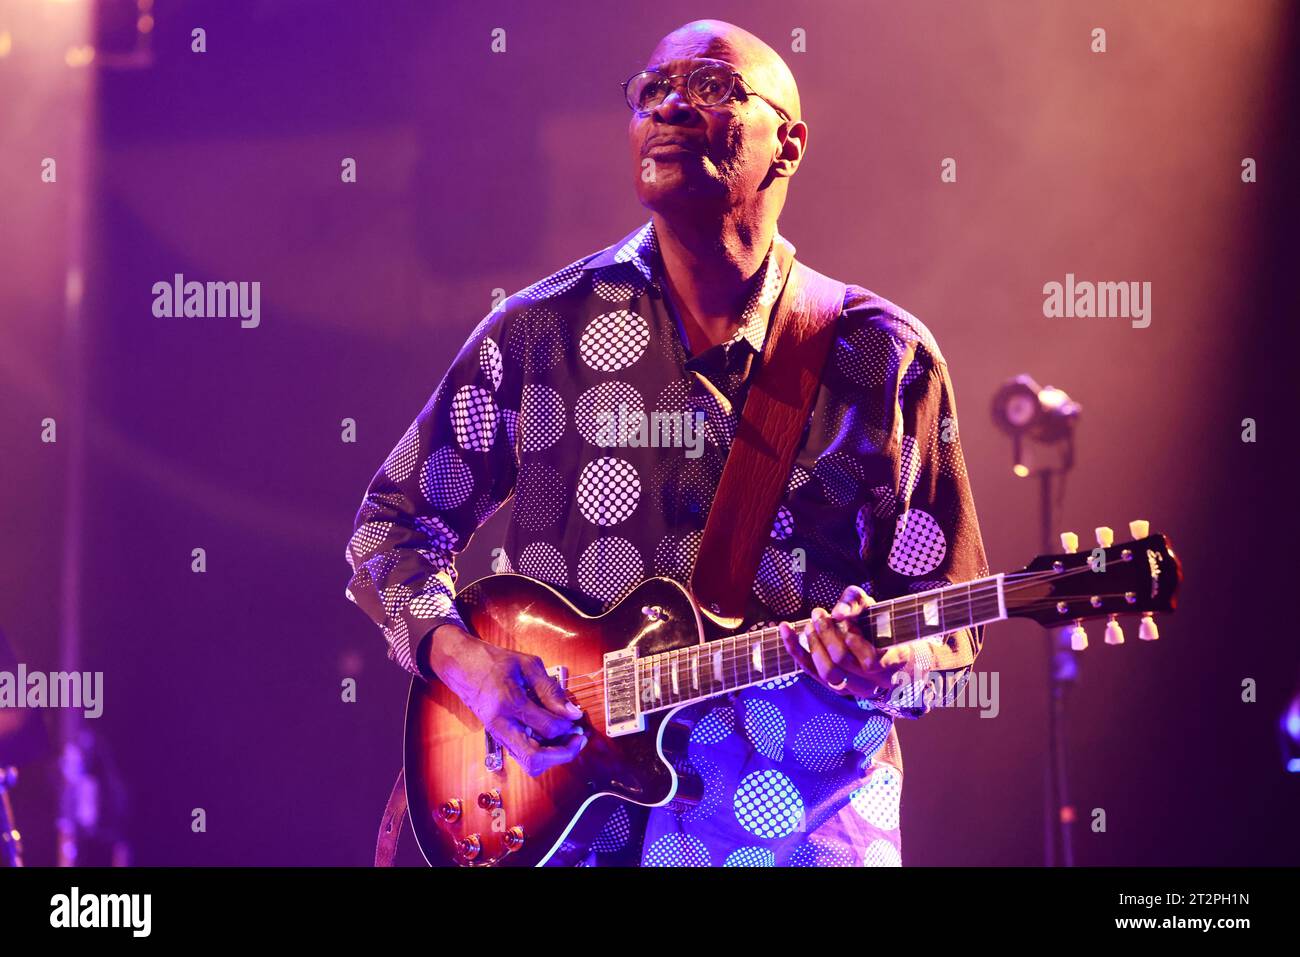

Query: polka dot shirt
left=345, top=220, right=990, bottom=866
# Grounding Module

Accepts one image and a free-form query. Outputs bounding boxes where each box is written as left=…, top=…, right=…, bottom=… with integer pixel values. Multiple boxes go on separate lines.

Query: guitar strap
left=689, top=256, right=847, bottom=624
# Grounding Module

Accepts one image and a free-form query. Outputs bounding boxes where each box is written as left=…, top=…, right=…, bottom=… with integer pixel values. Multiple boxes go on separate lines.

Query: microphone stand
left=1037, top=442, right=1077, bottom=868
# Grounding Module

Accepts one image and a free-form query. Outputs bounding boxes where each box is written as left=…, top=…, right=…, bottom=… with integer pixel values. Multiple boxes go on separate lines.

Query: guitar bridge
left=603, top=647, right=644, bottom=737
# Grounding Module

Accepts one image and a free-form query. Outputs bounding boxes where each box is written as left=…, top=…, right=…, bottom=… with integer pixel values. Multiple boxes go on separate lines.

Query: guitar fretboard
left=634, top=574, right=1006, bottom=713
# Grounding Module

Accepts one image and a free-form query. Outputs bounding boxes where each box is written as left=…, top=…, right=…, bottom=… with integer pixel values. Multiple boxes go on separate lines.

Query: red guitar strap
left=690, top=258, right=847, bottom=625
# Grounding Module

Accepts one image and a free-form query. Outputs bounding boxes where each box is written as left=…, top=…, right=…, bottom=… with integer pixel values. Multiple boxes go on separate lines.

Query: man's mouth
left=643, top=139, right=703, bottom=157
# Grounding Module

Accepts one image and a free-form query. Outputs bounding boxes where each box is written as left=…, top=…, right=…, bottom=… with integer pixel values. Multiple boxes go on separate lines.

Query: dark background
left=2, top=0, right=1297, bottom=865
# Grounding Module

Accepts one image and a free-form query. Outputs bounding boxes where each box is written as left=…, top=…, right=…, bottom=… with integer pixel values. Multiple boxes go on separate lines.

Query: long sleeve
left=344, top=306, right=521, bottom=677
left=860, top=354, right=990, bottom=719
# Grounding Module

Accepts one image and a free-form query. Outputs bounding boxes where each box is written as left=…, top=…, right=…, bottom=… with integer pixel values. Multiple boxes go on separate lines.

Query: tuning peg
left=1104, top=614, right=1125, bottom=645
left=1139, top=613, right=1159, bottom=641
left=1095, top=526, right=1114, bottom=548
left=1069, top=620, right=1088, bottom=651
left=1128, top=519, right=1149, bottom=539
left=1060, top=532, right=1079, bottom=554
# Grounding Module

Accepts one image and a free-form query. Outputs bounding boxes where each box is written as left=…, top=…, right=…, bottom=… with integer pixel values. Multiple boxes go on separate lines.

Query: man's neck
left=652, top=211, right=776, bottom=354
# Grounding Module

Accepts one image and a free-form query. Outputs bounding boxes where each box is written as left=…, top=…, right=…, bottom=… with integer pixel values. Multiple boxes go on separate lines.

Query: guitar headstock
left=1005, top=520, right=1181, bottom=648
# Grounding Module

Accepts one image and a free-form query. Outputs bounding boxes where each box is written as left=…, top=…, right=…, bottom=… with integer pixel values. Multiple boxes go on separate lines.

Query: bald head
left=647, top=19, right=801, bottom=123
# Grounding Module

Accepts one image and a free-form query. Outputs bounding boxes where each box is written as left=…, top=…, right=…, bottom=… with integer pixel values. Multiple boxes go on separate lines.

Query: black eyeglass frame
left=621, top=65, right=793, bottom=124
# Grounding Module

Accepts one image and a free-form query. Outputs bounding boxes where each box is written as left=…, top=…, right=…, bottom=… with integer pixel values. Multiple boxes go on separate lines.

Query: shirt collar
left=584, top=219, right=797, bottom=355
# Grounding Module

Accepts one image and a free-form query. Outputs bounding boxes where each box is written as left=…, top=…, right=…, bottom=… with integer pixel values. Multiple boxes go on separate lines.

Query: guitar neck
left=636, top=574, right=1007, bottom=713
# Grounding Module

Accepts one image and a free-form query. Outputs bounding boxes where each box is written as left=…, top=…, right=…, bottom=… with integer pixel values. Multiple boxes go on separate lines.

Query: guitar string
left=557, top=555, right=1147, bottom=689
left=555, top=556, right=1154, bottom=695
left=557, top=590, right=1147, bottom=713
left=558, top=580, right=1151, bottom=702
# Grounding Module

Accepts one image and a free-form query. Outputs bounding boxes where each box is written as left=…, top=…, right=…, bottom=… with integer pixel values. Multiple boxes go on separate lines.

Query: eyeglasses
left=622, top=64, right=792, bottom=123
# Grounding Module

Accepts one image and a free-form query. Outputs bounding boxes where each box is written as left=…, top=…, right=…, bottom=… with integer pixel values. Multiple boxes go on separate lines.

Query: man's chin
left=637, top=176, right=728, bottom=213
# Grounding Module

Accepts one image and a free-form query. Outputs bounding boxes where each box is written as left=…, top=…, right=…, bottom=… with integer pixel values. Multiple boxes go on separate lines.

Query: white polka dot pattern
left=898, top=434, right=920, bottom=503
left=752, top=546, right=803, bottom=617
left=589, top=804, right=631, bottom=853
left=501, top=408, right=518, bottom=449
left=863, top=838, right=902, bottom=867
left=741, top=699, right=786, bottom=761
left=413, top=515, right=458, bottom=551
left=450, top=386, right=498, bottom=452
left=770, top=506, right=794, bottom=540
left=887, top=508, right=947, bottom=576
left=593, top=266, right=644, bottom=303
left=789, top=838, right=855, bottom=867
left=643, top=833, right=711, bottom=866
left=408, top=591, right=454, bottom=619
left=576, top=536, right=643, bottom=604
left=419, top=448, right=473, bottom=509
left=792, top=713, right=854, bottom=773
left=813, top=452, right=861, bottom=506
left=576, top=457, right=641, bottom=527
left=518, top=384, right=565, bottom=452
left=513, top=462, right=566, bottom=531
left=652, top=530, right=702, bottom=581
left=348, top=522, right=391, bottom=563
left=850, top=765, right=901, bottom=830
left=579, top=310, right=649, bottom=372
left=479, top=337, right=503, bottom=390
left=689, top=705, right=735, bottom=745
left=517, top=541, right=569, bottom=588
left=853, top=714, right=892, bottom=757
left=834, top=326, right=902, bottom=389
left=786, top=465, right=811, bottom=493
left=734, top=770, right=804, bottom=839
left=517, top=261, right=584, bottom=301
left=675, top=754, right=723, bottom=824
left=382, top=422, right=420, bottom=483
left=724, top=846, right=775, bottom=867
left=757, top=673, right=802, bottom=691
left=868, top=483, right=898, bottom=518
left=574, top=381, right=644, bottom=447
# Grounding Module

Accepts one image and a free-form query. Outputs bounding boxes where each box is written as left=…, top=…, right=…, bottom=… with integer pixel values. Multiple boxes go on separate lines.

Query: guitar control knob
left=1104, top=614, right=1125, bottom=645
left=438, top=798, right=462, bottom=823
left=1060, top=532, right=1079, bottom=554
left=457, top=834, right=482, bottom=861
left=477, top=789, right=502, bottom=810
left=504, top=826, right=526, bottom=852
left=1139, top=613, right=1159, bottom=641
left=1095, top=526, right=1114, bottom=549
left=1069, top=621, right=1088, bottom=651
left=1129, top=519, right=1150, bottom=539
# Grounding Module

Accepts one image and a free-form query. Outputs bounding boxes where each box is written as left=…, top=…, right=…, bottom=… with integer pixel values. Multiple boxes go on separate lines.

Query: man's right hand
left=421, top=624, right=588, bottom=778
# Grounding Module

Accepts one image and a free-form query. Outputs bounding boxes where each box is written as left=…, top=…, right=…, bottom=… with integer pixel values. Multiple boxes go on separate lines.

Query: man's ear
left=771, top=119, right=807, bottom=178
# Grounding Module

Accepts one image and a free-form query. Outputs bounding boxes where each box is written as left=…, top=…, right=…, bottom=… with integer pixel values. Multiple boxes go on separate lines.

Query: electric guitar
left=403, top=520, right=1181, bottom=866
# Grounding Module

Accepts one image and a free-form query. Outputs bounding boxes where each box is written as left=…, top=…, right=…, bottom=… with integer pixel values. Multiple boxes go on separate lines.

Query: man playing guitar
left=345, top=19, right=990, bottom=866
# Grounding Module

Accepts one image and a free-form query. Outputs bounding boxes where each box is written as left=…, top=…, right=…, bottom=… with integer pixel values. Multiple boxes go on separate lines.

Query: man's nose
left=652, top=87, right=697, bottom=122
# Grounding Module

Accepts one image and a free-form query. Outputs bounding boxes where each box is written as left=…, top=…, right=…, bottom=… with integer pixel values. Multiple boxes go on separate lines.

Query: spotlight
left=991, top=374, right=1081, bottom=442
left=1282, top=680, right=1300, bottom=773
left=991, top=375, right=1081, bottom=477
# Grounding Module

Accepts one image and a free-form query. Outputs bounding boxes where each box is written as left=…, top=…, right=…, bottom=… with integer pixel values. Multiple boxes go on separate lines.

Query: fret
left=866, top=575, right=1007, bottom=649
left=635, top=576, right=1009, bottom=714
